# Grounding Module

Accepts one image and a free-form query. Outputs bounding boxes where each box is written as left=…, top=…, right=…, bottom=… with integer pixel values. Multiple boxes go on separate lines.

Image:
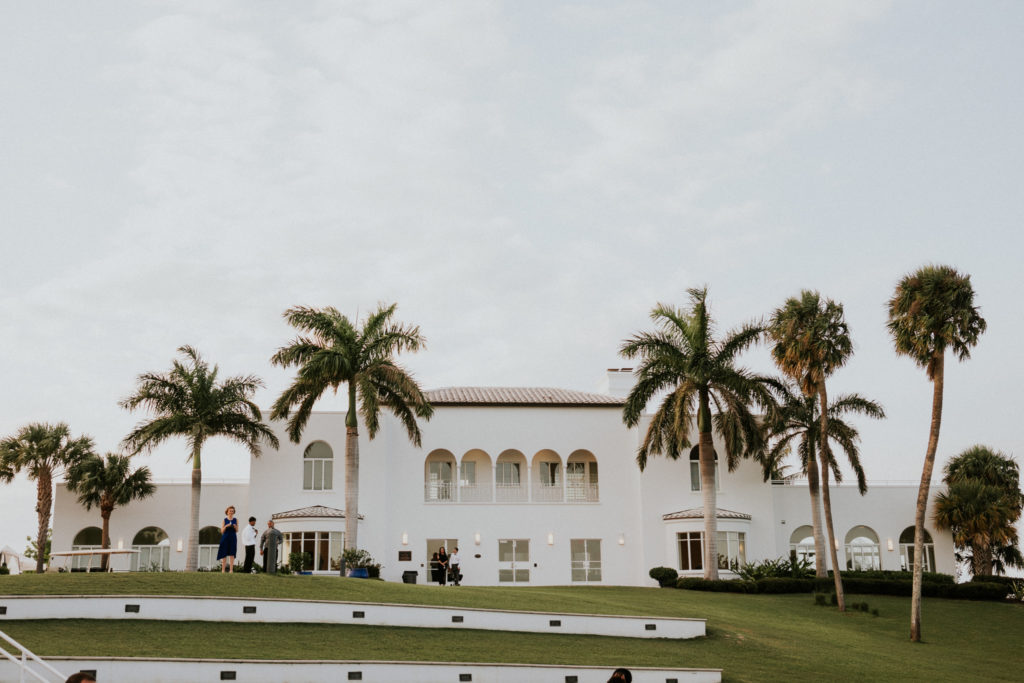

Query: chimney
left=599, top=367, right=636, bottom=398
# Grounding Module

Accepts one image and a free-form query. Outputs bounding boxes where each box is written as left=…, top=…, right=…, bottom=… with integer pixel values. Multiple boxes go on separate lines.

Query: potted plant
left=341, top=548, right=381, bottom=579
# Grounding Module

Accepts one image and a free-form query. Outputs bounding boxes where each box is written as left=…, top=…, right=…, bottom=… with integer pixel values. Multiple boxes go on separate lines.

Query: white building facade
left=51, top=370, right=954, bottom=583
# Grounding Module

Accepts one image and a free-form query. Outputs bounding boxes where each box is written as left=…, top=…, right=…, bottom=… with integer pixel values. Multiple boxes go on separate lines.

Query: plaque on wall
left=398, top=550, right=412, bottom=562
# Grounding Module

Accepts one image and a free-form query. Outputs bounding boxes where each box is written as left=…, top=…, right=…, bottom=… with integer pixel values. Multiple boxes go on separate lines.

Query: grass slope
left=2, top=575, right=1022, bottom=682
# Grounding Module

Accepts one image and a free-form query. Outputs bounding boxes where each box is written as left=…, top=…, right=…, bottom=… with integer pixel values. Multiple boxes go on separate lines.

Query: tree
left=934, top=445, right=1023, bottom=578
left=270, top=304, right=433, bottom=551
left=1, top=423, right=94, bottom=573
left=66, top=452, right=157, bottom=571
left=621, top=288, right=779, bottom=580
left=120, top=346, right=279, bottom=572
left=24, top=529, right=52, bottom=568
left=767, top=291, right=853, bottom=609
left=887, top=264, right=986, bottom=642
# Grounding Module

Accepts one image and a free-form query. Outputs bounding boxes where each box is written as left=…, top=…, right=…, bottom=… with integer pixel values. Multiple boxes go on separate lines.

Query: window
left=427, top=460, right=454, bottom=501
left=540, top=462, right=560, bottom=486
left=566, top=460, right=599, bottom=502
left=131, top=526, right=170, bottom=571
left=303, top=441, right=333, bottom=491
left=459, top=461, right=476, bottom=485
left=677, top=531, right=746, bottom=572
left=71, top=526, right=102, bottom=570
left=845, top=525, right=881, bottom=571
left=283, top=531, right=343, bottom=572
left=899, top=527, right=936, bottom=572
left=496, top=462, right=521, bottom=486
left=788, top=525, right=816, bottom=570
left=570, top=539, right=602, bottom=582
left=498, top=539, right=530, bottom=583
left=689, top=447, right=719, bottom=492
left=197, top=526, right=221, bottom=570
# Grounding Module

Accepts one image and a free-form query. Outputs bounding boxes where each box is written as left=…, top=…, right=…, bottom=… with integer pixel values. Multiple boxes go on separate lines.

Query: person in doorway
left=242, top=516, right=258, bottom=573
left=430, top=552, right=440, bottom=583
left=449, top=546, right=462, bottom=585
left=217, top=505, right=239, bottom=573
left=436, top=546, right=448, bottom=585
left=260, top=520, right=283, bottom=574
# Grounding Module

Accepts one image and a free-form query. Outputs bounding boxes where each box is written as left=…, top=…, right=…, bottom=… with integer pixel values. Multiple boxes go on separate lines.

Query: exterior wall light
left=401, top=532, right=409, bottom=546
left=887, top=538, right=894, bottom=551
left=176, top=538, right=184, bottom=552
left=618, top=533, right=625, bottom=546
left=117, top=538, right=124, bottom=550
left=547, top=532, right=555, bottom=546
left=474, top=532, right=481, bottom=545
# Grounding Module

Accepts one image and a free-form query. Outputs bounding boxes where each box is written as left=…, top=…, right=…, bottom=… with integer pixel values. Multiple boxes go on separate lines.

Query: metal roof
left=272, top=505, right=364, bottom=520
left=662, top=507, right=752, bottom=521
left=425, top=386, right=625, bottom=407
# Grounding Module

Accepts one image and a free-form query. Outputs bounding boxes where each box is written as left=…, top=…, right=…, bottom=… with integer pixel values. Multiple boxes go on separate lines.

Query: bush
left=756, top=577, right=816, bottom=594
left=288, top=552, right=311, bottom=573
left=649, top=566, right=679, bottom=588
left=0, top=564, right=9, bottom=576
left=738, top=555, right=814, bottom=581
left=339, top=548, right=382, bottom=577
left=969, top=575, right=1019, bottom=588
left=676, top=577, right=756, bottom=593
left=947, top=582, right=1011, bottom=601
left=838, top=569, right=954, bottom=585
left=813, top=593, right=827, bottom=606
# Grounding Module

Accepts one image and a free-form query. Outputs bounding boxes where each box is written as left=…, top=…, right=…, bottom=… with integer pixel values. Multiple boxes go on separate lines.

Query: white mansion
left=51, top=369, right=952, bottom=584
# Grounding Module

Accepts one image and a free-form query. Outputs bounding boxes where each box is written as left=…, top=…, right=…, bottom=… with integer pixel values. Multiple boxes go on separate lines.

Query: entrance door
left=425, top=538, right=458, bottom=582
left=498, top=539, right=530, bottom=583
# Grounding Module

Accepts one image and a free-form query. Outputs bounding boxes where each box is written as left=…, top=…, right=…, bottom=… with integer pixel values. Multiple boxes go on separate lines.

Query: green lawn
left=2, top=575, right=1022, bottom=682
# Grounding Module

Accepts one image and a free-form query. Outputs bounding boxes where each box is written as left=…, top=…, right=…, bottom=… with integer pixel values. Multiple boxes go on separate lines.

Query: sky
left=2, top=0, right=1022, bottom=554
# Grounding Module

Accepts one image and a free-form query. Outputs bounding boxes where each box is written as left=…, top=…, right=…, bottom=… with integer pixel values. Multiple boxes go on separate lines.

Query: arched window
left=197, top=525, right=222, bottom=570
left=567, top=450, right=599, bottom=502
left=899, top=527, right=936, bottom=573
left=532, top=450, right=563, bottom=503
left=131, top=526, right=170, bottom=572
left=844, top=525, right=880, bottom=571
left=788, top=525, right=816, bottom=570
left=689, top=446, right=719, bottom=492
left=303, top=441, right=334, bottom=491
left=424, top=449, right=456, bottom=502
left=495, top=450, right=527, bottom=502
left=71, top=526, right=103, bottom=570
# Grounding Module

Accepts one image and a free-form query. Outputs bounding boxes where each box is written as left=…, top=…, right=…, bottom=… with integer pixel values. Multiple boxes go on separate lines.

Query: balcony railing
left=566, top=482, right=599, bottom=502
left=459, top=482, right=493, bottom=503
left=495, top=482, right=528, bottom=502
left=422, top=480, right=598, bottom=503
left=532, top=484, right=564, bottom=503
left=424, top=481, right=455, bottom=502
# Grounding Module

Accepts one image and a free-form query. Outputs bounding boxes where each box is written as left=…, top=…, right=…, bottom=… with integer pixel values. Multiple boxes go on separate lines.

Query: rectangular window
left=570, top=539, right=602, bottom=582
left=540, top=462, right=560, bottom=486
left=677, top=532, right=703, bottom=571
left=460, top=461, right=476, bottom=485
left=283, top=531, right=344, bottom=572
left=716, top=531, right=746, bottom=572
left=690, top=460, right=720, bottom=492
left=496, top=462, right=521, bottom=485
left=304, top=459, right=333, bottom=491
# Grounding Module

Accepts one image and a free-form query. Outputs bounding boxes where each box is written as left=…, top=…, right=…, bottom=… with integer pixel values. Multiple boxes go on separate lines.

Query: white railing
left=566, top=483, right=600, bottom=502
left=0, top=629, right=66, bottom=682
left=532, top=484, right=563, bottom=503
left=495, top=483, right=528, bottom=502
left=771, top=478, right=938, bottom=487
left=424, top=481, right=455, bottom=502
left=458, top=483, right=492, bottom=502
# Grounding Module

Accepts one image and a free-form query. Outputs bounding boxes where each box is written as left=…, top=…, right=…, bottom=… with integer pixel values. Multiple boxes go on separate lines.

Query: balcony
left=495, top=482, right=528, bottom=503
left=424, top=481, right=455, bottom=502
left=458, top=482, right=493, bottom=503
left=566, top=482, right=599, bottom=502
left=532, top=484, right=564, bottom=503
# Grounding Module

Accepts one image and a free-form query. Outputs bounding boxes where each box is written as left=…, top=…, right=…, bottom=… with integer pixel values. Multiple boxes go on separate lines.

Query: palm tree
left=934, top=445, right=1022, bottom=578
left=621, top=288, right=779, bottom=580
left=120, top=346, right=279, bottom=572
left=767, top=290, right=853, bottom=608
left=270, top=303, right=433, bottom=551
left=66, top=452, right=157, bottom=571
left=887, top=264, right=986, bottom=642
left=0, top=423, right=95, bottom=573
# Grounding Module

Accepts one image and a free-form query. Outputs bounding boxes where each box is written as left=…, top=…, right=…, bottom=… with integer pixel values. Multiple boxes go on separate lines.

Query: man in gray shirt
left=260, top=520, right=284, bottom=574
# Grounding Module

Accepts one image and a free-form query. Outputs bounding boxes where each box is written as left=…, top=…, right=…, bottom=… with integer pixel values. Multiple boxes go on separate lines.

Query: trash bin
left=402, top=570, right=418, bottom=584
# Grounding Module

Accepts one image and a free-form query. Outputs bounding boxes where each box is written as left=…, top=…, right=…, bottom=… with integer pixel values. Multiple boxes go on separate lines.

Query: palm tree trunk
left=972, top=542, right=987, bottom=578
left=805, top=441, right=827, bottom=579
left=100, top=505, right=112, bottom=572
left=35, top=470, right=52, bottom=573
left=698, top=390, right=718, bottom=580
left=819, top=384, right=845, bottom=612
left=186, top=443, right=202, bottom=572
left=345, top=383, right=360, bottom=551
left=911, top=353, right=944, bottom=643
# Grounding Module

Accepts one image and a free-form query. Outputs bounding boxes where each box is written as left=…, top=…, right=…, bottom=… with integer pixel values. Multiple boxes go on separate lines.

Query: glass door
left=570, top=539, right=602, bottom=582
left=498, top=539, right=530, bottom=583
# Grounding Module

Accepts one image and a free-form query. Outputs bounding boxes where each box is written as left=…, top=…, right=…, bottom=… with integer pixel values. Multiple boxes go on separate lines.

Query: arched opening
left=71, top=526, right=103, bottom=571
left=197, top=525, right=222, bottom=570
left=689, top=446, right=719, bottom=492
left=845, top=525, right=880, bottom=571
left=495, top=449, right=527, bottom=502
left=567, top=450, right=599, bottom=502
left=131, top=526, right=170, bottom=572
left=424, top=449, right=457, bottom=502
left=303, top=440, right=334, bottom=491
left=899, top=527, right=936, bottom=573
left=459, top=449, right=492, bottom=502
left=788, top=525, right=816, bottom=570
left=532, top=449, right=563, bottom=502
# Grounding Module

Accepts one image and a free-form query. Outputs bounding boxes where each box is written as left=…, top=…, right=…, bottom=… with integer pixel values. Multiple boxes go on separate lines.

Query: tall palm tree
left=887, top=264, right=986, bottom=642
left=621, top=288, right=779, bottom=580
left=934, top=445, right=1022, bottom=578
left=120, top=346, right=279, bottom=572
left=767, top=290, right=852, bottom=608
left=66, top=452, right=157, bottom=571
left=0, top=423, right=95, bottom=573
left=270, top=303, right=433, bottom=551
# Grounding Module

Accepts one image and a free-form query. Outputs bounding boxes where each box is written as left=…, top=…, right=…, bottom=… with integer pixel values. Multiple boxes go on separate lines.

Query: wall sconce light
left=618, top=533, right=625, bottom=546
left=117, top=538, right=124, bottom=550
left=834, top=538, right=840, bottom=551
left=887, top=538, right=894, bottom=551
left=474, top=532, right=481, bottom=545
left=176, top=538, right=183, bottom=552
left=547, top=532, right=555, bottom=546
left=401, top=532, right=409, bottom=546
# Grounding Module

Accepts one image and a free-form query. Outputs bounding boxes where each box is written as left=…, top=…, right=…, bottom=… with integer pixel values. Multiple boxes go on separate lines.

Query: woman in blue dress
left=218, top=506, right=239, bottom=573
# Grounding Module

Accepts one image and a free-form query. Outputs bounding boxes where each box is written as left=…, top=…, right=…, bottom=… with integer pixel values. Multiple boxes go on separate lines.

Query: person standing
left=436, top=546, right=448, bottom=586
left=241, top=516, right=258, bottom=573
left=449, top=546, right=462, bottom=586
left=260, top=520, right=283, bottom=574
left=217, top=506, right=239, bottom=573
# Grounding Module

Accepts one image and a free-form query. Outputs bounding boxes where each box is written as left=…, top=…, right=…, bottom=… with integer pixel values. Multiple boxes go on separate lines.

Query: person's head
left=66, top=673, right=97, bottom=683
left=608, top=668, right=632, bottom=683
left=438, top=546, right=446, bottom=553
left=454, top=547, right=459, bottom=553
left=225, top=505, right=235, bottom=516
left=248, top=516, right=256, bottom=525
left=267, top=520, right=275, bottom=528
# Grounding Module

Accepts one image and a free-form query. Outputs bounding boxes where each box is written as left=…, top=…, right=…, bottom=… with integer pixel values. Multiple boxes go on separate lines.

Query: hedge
left=672, top=576, right=1010, bottom=601
left=649, top=566, right=679, bottom=588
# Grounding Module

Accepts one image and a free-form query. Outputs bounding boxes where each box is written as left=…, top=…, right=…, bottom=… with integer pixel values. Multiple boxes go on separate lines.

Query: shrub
left=277, top=563, right=292, bottom=575
left=0, top=563, right=9, bottom=576
left=947, top=582, right=1010, bottom=601
left=871, top=608, right=880, bottom=617
left=838, top=569, right=954, bottom=585
left=288, top=551, right=311, bottom=573
left=649, top=566, right=679, bottom=588
left=738, top=555, right=814, bottom=581
left=756, top=577, right=816, bottom=594
left=1011, top=581, right=1024, bottom=602
left=339, top=548, right=382, bottom=577
left=813, top=593, right=827, bottom=606
left=969, top=575, right=1020, bottom=588
left=676, top=577, right=756, bottom=593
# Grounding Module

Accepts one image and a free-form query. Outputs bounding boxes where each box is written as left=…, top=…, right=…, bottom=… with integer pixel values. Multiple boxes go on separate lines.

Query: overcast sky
left=2, top=1, right=1022, bottom=552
